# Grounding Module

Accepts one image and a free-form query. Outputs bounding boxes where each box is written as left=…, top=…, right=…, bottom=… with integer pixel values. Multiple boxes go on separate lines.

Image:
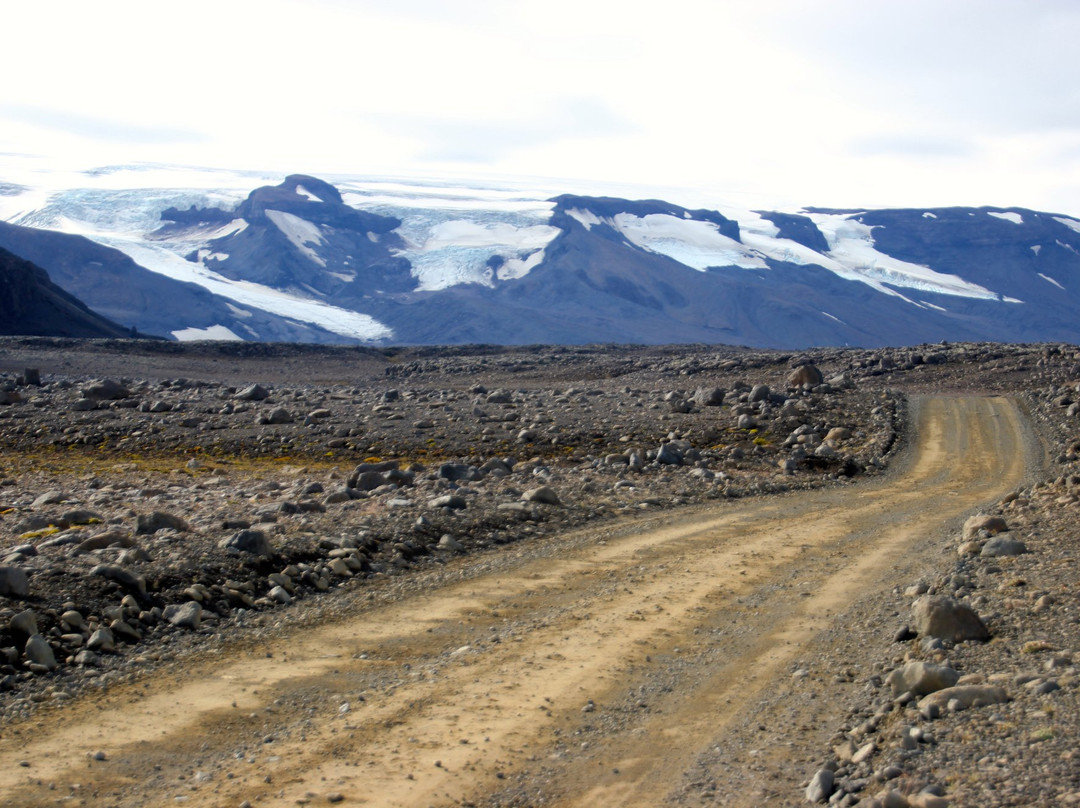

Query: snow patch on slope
left=95, top=240, right=393, bottom=341
left=1053, top=216, right=1080, bottom=234
left=807, top=213, right=1019, bottom=302
left=265, top=209, right=327, bottom=267
left=172, top=324, right=243, bottom=341
left=1039, top=273, right=1066, bottom=290
left=566, top=208, right=602, bottom=230
left=988, top=211, right=1023, bottom=225
left=611, top=213, right=768, bottom=270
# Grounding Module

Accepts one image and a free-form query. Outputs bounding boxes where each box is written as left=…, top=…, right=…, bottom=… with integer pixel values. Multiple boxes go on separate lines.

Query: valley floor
left=0, top=339, right=1077, bottom=807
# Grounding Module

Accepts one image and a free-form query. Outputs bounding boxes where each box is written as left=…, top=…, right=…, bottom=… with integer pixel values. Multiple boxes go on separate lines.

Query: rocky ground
left=0, top=338, right=1077, bottom=807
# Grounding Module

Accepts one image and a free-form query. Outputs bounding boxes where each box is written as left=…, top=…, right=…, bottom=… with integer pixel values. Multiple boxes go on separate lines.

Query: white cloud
left=3, top=0, right=1080, bottom=214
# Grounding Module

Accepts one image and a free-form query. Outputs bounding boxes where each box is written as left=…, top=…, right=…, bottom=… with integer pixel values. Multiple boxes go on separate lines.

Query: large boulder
left=913, top=596, right=990, bottom=643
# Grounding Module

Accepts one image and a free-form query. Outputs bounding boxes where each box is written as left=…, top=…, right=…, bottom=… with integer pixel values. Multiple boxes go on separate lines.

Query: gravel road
left=0, top=396, right=1034, bottom=807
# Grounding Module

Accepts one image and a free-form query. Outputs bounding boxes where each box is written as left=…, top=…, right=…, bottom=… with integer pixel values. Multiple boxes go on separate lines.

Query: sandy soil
left=0, top=396, right=1031, bottom=807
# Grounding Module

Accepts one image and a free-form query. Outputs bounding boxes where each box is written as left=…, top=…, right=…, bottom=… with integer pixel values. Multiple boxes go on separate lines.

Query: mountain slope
left=0, top=246, right=134, bottom=338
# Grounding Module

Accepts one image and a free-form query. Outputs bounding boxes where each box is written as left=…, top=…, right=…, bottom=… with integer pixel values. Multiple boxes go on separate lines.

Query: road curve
left=0, top=396, right=1031, bottom=808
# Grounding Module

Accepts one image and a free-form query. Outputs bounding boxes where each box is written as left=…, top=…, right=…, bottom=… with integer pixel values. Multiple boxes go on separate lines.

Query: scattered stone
left=0, top=566, right=29, bottom=597
left=89, top=564, right=147, bottom=598
left=136, top=511, right=190, bottom=534
left=918, top=685, right=1009, bottom=717
left=24, top=634, right=57, bottom=671
left=163, top=602, right=203, bottom=630
left=220, top=529, right=274, bottom=557
left=962, top=513, right=1009, bottom=540
left=912, top=596, right=990, bottom=643
left=523, top=487, right=561, bottom=506
left=980, top=534, right=1028, bottom=557
left=806, top=768, right=835, bottom=803
left=886, top=661, right=960, bottom=697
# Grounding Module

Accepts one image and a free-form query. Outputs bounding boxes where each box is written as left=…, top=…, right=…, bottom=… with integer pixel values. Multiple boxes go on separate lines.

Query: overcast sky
left=3, top=0, right=1080, bottom=213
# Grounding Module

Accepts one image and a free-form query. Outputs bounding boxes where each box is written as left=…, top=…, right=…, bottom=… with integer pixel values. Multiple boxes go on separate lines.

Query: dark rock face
left=0, top=247, right=132, bottom=338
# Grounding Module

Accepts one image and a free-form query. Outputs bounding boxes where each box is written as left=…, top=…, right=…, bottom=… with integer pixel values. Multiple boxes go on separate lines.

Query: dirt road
left=0, top=396, right=1032, bottom=808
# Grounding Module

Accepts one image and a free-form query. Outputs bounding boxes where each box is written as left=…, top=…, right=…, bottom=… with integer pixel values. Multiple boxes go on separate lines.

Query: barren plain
left=0, top=338, right=1077, bottom=808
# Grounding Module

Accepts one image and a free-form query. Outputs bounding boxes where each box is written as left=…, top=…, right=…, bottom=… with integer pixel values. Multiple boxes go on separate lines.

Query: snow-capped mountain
left=0, top=162, right=1078, bottom=347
